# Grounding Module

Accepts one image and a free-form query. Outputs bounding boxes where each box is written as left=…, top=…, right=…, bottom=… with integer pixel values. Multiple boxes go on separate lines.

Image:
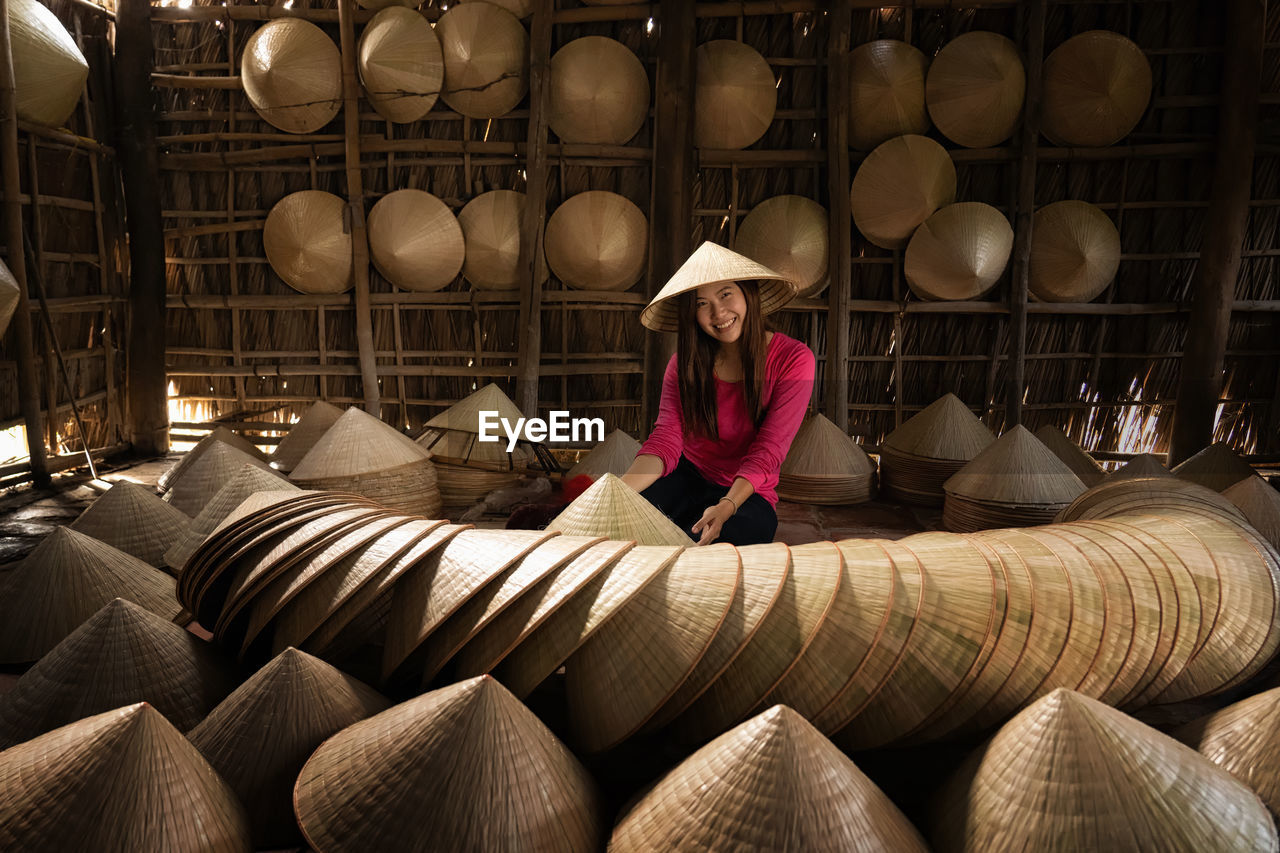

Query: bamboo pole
left=27, top=139, right=57, bottom=453
left=337, top=0, right=379, bottom=417
left=825, top=0, right=851, bottom=431
left=0, top=0, right=49, bottom=484
left=1170, top=0, right=1263, bottom=465
left=515, top=0, right=551, bottom=418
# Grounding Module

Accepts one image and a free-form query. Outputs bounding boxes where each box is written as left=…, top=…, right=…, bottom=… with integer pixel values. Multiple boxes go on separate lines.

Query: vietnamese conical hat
left=189, top=648, right=390, bottom=848
left=566, top=429, right=641, bottom=480
left=1224, top=476, right=1280, bottom=551
left=291, top=406, right=428, bottom=480
left=263, top=190, right=353, bottom=294
left=160, top=425, right=269, bottom=493
left=70, top=481, right=191, bottom=568
left=1172, top=442, right=1256, bottom=492
left=367, top=189, right=465, bottom=292
left=546, top=473, right=694, bottom=547
left=1034, top=423, right=1106, bottom=486
left=0, top=528, right=181, bottom=664
left=1056, top=475, right=1247, bottom=525
left=926, top=31, right=1025, bottom=148
left=932, top=689, right=1277, bottom=852
left=781, top=413, right=875, bottom=478
left=164, top=465, right=297, bottom=572
left=905, top=202, right=1014, bottom=301
left=882, top=392, right=995, bottom=461
left=356, top=0, right=417, bottom=11
left=1175, top=685, right=1280, bottom=817
left=271, top=400, right=345, bottom=473
left=612, top=705, right=928, bottom=853
left=0, top=258, right=19, bottom=338
left=9, top=0, right=88, bottom=128
left=1042, top=30, right=1152, bottom=147
left=849, top=39, right=929, bottom=151
left=544, top=190, right=648, bottom=292
left=358, top=6, right=443, bottom=123
left=241, top=19, right=341, bottom=133
left=851, top=134, right=956, bottom=250
left=1110, top=452, right=1171, bottom=479
left=734, top=195, right=829, bottom=297
left=943, top=424, right=1087, bottom=505
left=423, top=381, right=528, bottom=436
left=641, top=241, right=795, bottom=333
left=437, top=2, right=528, bottom=118
left=1029, top=200, right=1120, bottom=302
left=458, top=190, right=531, bottom=290
left=165, top=441, right=278, bottom=517
left=294, top=675, right=603, bottom=852
left=0, top=704, right=251, bottom=853
left=0, top=598, right=239, bottom=748
left=695, top=40, right=777, bottom=150
left=549, top=36, right=649, bottom=145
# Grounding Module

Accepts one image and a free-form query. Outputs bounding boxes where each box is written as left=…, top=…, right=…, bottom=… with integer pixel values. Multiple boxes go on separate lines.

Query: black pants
left=640, top=456, right=778, bottom=546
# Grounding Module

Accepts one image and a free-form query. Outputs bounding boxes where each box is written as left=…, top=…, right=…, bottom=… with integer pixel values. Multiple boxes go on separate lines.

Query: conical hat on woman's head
left=641, top=241, right=796, bottom=333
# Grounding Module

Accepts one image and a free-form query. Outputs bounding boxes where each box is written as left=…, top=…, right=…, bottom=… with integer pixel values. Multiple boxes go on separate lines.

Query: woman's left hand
left=691, top=500, right=735, bottom=546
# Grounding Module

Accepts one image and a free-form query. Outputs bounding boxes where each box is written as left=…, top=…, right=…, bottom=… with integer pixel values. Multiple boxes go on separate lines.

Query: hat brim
left=640, top=242, right=797, bottom=332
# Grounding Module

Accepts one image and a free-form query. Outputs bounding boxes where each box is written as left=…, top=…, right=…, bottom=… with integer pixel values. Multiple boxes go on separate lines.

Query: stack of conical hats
left=159, top=426, right=268, bottom=493
left=694, top=39, right=777, bottom=150
left=294, top=676, right=603, bottom=852
left=436, top=2, right=528, bottom=118
left=271, top=400, right=344, bottom=473
left=1172, top=442, right=1256, bottom=492
left=165, top=441, right=279, bottom=518
left=0, top=528, right=181, bottom=664
left=848, top=39, right=930, bottom=151
left=734, top=195, right=829, bottom=298
left=943, top=425, right=1087, bottom=532
left=240, top=19, right=341, bottom=133
left=925, top=31, right=1025, bottom=148
left=189, top=648, right=389, bottom=848
left=546, top=473, right=695, bottom=547
left=417, top=383, right=539, bottom=505
left=851, top=134, right=955, bottom=250
left=164, top=465, right=296, bottom=572
left=1056, top=475, right=1247, bottom=525
left=357, top=6, right=442, bottom=123
left=69, top=481, right=190, bottom=569
left=778, top=413, right=876, bottom=504
left=1110, top=451, right=1171, bottom=479
left=612, top=705, right=928, bottom=852
left=932, top=689, right=1276, bottom=851
left=0, top=598, right=239, bottom=748
left=1175, top=685, right=1280, bottom=817
left=566, top=429, right=640, bottom=481
left=0, top=704, right=252, bottom=851
left=1223, top=475, right=1280, bottom=551
left=291, top=407, right=440, bottom=516
left=548, top=36, right=649, bottom=145
left=879, top=393, right=996, bottom=506
left=1035, top=424, right=1105, bottom=487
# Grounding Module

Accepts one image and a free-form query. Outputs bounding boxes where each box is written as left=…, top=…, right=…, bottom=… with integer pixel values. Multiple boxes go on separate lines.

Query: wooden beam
left=825, top=0, right=851, bottom=431
left=1170, top=0, right=1263, bottom=465
left=516, top=0, right=551, bottom=418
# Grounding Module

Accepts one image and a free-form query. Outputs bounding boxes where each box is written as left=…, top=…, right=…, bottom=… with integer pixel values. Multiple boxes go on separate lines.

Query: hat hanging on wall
left=9, top=0, right=88, bottom=128
left=1042, top=30, right=1152, bottom=147
left=549, top=36, right=650, bottom=145
left=0, top=259, right=18, bottom=338
left=437, top=2, right=529, bottom=118
left=355, top=0, right=418, bottom=11
left=263, top=191, right=353, bottom=295
left=905, top=202, right=1014, bottom=301
left=851, top=134, right=956, bottom=250
left=695, top=40, right=778, bottom=150
left=357, top=6, right=443, bottom=124
left=367, top=189, right=465, bottom=292
left=641, top=241, right=795, bottom=333
left=458, top=0, right=531, bottom=16
left=1029, top=200, right=1121, bottom=303
left=848, top=39, right=930, bottom=151
left=544, top=190, right=648, bottom=292
left=458, top=190, right=541, bottom=290
left=241, top=19, right=342, bottom=133
left=734, top=195, right=830, bottom=298
left=925, top=31, right=1025, bottom=148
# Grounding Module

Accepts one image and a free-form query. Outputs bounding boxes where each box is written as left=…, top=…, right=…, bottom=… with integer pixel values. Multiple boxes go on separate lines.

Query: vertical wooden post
left=338, top=0, right=379, bottom=417
left=1004, top=0, right=1045, bottom=429
left=114, top=0, right=168, bottom=456
left=647, top=0, right=695, bottom=425
left=516, top=0, right=551, bottom=418
left=26, top=140, right=56, bottom=452
left=1170, top=0, right=1263, bottom=465
left=825, top=0, right=851, bottom=431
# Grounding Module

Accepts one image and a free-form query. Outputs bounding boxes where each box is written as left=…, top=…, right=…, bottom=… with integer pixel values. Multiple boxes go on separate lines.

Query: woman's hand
left=691, top=498, right=735, bottom=546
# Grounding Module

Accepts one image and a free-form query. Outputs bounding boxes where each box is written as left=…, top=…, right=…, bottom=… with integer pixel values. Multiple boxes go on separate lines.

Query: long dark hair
left=677, top=280, right=769, bottom=439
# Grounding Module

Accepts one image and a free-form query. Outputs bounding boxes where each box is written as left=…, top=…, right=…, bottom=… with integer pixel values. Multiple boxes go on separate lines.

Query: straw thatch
left=734, top=195, right=829, bottom=298
left=925, top=31, right=1025, bottom=148
left=0, top=259, right=18, bottom=338
left=1223, top=476, right=1280, bottom=551
left=159, top=426, right=269, bottom=493
left=165, top=441, right=279, bottom=517
left=613, top=706, right=927, bottom=852
left=695, top=39, right=777, bottom=150
left=357, top=6, right=443, bottom=123
left=240, top=19, right=341, bottom=133
left=164, top=466, right=297, bottom=572
left=189, top=648, right=390, bottom=848
left=641, top=241, right=795, bottom=333
left=263, top=191, right=354, bottom=294
left=437, top=2, right=529, bottom=118
left=850, top=134, right=956, bottom=250
left=366, top=189, right=465, bottom=292
left=565, top=429, right=641, bottom=481
left=0, top=598, right=239, bottom=748
left=932, top=689, right=1277, bottom=852
left=10, top=0, right=88, bottom=128
left=544, top=190, right=648, bottom=292
left=1042, top=30, right=1153, bottom=147
left=69, top=481, right=191, bottom=568
left=1175, top=685, right=1280, bottom=818
left=294, top=676, right=603, bottom=852
left=905, top=202, right=1015, bottom=301
left=270, top=400, right=345, bottom=473
left=1172, top=442, right=1257, bottom=492
left=549, top=36, right=649, bottom=145
left=1029, top=201, right=1122, bottom=303
left=848, top=39, right=929, bottom=151
left=1035, top=424, right=1106, bottom=487
left=0, top=704, right=251, bottom=853
left=458, top=190, right=529, bottom=290
left=1110, top=452, right=1172, bottom=479
left=0, top=528, right=181, bottom=665
left=546, top=472, right=695, bottom=547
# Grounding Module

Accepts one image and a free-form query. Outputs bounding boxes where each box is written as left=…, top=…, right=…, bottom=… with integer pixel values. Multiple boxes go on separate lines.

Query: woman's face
left=694, top=281, right=748, bottom=345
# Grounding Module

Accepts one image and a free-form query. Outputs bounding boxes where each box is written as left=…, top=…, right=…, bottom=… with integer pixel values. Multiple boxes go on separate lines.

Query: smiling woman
left=622, top=243, right=816, bottom=548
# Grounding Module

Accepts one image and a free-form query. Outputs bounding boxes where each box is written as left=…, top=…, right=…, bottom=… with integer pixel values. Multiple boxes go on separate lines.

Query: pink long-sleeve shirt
left=638, top=332, right=816, bottom=507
